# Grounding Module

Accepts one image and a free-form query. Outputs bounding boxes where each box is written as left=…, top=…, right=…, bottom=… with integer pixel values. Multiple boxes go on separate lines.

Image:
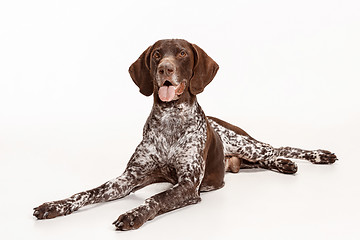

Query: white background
left=1, top=0, right=360, bottom=239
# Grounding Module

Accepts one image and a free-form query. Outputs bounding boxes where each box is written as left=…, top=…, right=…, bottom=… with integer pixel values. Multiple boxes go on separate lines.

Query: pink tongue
left=158, top=86, right=176, bottom=102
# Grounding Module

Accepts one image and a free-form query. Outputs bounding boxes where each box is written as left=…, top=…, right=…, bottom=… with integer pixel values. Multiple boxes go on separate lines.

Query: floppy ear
left=128, top=45, right=154, bottom=96
left=189, top=44, right=219, bottom=95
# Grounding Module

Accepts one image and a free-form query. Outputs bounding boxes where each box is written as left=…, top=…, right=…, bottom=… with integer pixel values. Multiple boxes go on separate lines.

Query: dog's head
left=129, top=39, right=219, bottom=102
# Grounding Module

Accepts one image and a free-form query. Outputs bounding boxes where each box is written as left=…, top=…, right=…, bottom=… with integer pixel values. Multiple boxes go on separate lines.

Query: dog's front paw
left=313, top=150, right=338, bottom=164
left=113, top=205, right=156, bottom=231
left=33, top=200, right=74, bottom=219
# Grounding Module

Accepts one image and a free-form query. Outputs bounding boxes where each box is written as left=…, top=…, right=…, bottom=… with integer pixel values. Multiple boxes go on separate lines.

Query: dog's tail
left=207, top=116, right=337, bottom=174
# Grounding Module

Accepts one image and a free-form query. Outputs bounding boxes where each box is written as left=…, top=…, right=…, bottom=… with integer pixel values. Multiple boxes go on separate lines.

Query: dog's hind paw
left=312, top=150, right=338, bottom=164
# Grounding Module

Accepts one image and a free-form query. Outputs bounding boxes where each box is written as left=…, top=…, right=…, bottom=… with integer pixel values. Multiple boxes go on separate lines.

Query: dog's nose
left=157, top=61, right=175, bottom=76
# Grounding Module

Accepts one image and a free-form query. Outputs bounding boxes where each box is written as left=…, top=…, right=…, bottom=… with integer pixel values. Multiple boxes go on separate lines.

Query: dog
left=33, top=39, right=337, bottom=230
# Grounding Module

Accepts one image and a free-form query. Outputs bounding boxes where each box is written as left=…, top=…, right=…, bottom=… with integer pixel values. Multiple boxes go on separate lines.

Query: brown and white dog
left=33, top=39, right=337, bottom=230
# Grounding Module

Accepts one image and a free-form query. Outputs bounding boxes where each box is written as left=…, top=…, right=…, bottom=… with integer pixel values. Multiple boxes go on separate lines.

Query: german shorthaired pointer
left=33, top=39, right=337, bottom=230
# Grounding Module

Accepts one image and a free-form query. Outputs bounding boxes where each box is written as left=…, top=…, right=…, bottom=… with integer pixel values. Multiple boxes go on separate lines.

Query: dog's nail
left=114, top=221, right=123, bottom=227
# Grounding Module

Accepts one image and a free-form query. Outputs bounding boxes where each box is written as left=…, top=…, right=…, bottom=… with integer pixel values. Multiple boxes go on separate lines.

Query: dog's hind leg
left=276, top=147, right=337, bottom=164
left=208, top=117, right=337, bottom=174
left=225, top=155, right=298, bottom=174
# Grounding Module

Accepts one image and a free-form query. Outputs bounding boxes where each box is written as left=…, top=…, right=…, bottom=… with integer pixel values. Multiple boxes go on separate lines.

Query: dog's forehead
left=154, top=39, right=191, bottom=53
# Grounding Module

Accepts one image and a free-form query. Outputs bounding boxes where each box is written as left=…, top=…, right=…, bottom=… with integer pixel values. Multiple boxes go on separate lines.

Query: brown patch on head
left=128, top=39, right=219, bottom=103
left=150, top=39, right=196, bottom=88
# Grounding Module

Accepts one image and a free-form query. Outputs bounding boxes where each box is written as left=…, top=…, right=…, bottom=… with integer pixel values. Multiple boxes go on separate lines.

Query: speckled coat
left=33, top=39, right=337, bottom=231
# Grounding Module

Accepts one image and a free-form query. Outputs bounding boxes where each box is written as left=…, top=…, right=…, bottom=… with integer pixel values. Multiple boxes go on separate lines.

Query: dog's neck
left=146, top=92, right=204, bottom=126
left=150, top=98, right=201, bottom=121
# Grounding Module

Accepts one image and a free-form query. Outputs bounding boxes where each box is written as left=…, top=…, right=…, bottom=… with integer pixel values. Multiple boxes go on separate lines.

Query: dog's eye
left=179, top=50, right=187, bottom=57
left=153, top=51, right=161, bottom=59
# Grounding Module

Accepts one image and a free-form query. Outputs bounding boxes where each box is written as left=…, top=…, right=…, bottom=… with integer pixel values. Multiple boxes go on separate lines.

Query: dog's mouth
left=158, top=80, right=186, bottom=102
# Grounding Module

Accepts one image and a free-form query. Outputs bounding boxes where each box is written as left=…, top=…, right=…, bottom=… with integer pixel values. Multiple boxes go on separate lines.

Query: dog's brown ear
left=129, top=45, right=154, bottom=96
left=189, top=44, right=219, bottom=95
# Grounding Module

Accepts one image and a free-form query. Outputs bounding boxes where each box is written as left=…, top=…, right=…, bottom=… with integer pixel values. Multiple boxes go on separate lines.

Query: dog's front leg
left=34, top=141, right=159, bottom=219
left=113, top=149, right=204, bottom=231
left=33, top=170, right=138, bottom=219
left=113, top=177, right=201, bottom=231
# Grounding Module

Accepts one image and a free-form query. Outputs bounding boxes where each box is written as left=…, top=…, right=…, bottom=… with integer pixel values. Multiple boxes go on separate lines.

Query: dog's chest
left=143, top=102, right=207, bottom=162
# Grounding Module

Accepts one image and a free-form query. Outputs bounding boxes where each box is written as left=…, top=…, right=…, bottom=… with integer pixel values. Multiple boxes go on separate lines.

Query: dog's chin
left=158, top=82, right=186, bottom=102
